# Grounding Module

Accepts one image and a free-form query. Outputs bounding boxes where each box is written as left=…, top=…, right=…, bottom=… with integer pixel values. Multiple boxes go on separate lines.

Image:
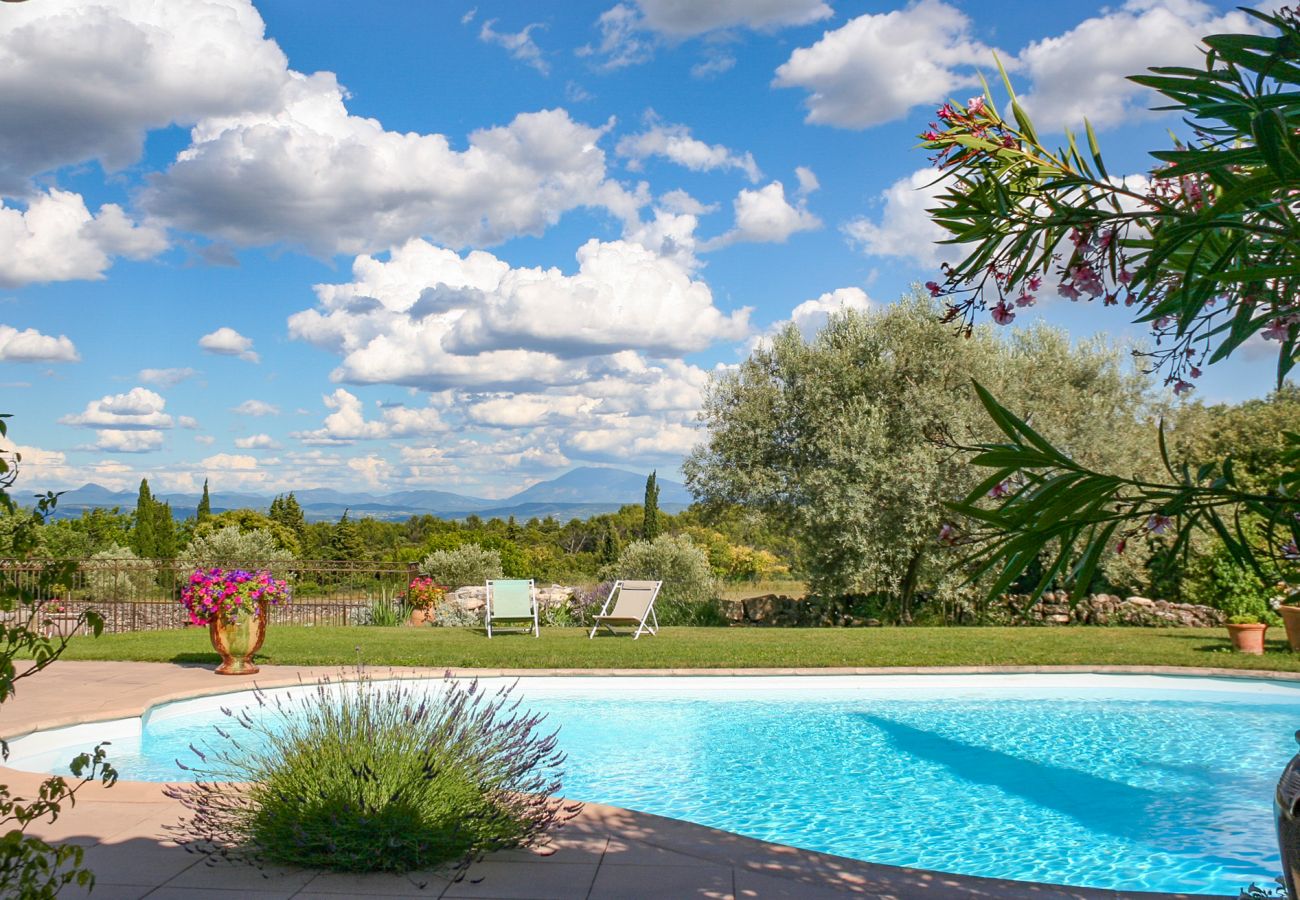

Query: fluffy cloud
left=1015, top=0, right=1264, bottom=132
left=198, top=327, right=259, bottom=362
left=145, top=75, right=642, bottom=256
left=138, top=367, right=199, bottom=386
left=92, top=430, right=165, bottom=453
left=703, top=181, right=821, bottom=249
left=617, top=117, right=760, bottom=181
left=234, top=433, right=282, bottom=449
left=774, top=0, right=989, bottom=128
left=479, top=19, right=549, bottom=74
left=842, top=167, right=961, bottom=268
left=583, top=0, right=830, bottom=69
left=231, top=399, right=280, bottom=416
left=0, top=325, right=79, bottom=363
left=788, top=287, right=872, bottom=338
left=0, top=190, right=167, bottom=288
left=59, top=387, right=173, bottom=430
left=293, top=389, right=449, bottom=444
left=290, top=237, right=749, bottom=389
left=0, top=0, right=287, bottom=189
left=198, top=452, right=273, bottom=490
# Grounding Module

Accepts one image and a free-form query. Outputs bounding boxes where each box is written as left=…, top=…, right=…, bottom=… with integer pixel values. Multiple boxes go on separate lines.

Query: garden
left=2, top=7, right=1300, bottom=898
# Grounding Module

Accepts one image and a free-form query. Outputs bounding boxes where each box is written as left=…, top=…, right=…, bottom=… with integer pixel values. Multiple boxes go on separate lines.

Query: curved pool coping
left=3, top=660, right=1271, bottom=899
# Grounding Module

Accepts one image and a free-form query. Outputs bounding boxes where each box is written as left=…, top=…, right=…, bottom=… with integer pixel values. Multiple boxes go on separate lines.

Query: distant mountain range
left=45, top=467, right=693, bottom=522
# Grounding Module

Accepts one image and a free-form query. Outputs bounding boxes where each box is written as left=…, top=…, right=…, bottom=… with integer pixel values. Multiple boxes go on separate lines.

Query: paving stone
left=588, top=862, right=734, bottom=899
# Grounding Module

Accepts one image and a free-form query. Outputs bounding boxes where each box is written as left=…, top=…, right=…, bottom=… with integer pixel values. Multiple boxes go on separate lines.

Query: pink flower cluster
left=180, top=568, right=290, bottom=626
left=406, top=576, right=448, bottom=611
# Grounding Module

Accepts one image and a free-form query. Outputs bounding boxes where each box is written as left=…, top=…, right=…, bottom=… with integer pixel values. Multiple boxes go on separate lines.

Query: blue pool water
left=8, top=674, right=1296, bottom=895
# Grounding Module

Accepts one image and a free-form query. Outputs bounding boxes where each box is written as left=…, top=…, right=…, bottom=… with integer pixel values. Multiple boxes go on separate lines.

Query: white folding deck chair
left=588, top=580, right=662, bottom=639
left=485, top=579, right=538, bottom=638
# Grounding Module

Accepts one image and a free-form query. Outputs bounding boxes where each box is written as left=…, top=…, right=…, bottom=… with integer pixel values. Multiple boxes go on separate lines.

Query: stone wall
left=719, top=591, right=1225, bottom=628
left=446, top=585, right=575, bottom=618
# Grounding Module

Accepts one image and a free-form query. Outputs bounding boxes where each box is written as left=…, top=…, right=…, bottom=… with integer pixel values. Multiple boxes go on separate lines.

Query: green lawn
left=45, top=625, right=1300, bottom=672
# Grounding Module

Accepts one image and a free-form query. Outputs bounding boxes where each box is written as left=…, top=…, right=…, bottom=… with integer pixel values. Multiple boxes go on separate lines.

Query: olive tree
left=684, top=295, right=1156, bottom=619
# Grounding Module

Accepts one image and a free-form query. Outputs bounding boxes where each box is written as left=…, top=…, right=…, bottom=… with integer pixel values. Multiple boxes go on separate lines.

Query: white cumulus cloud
left=60, top=387, right=174, bottom=430
left=774, top=0, right=990, bottom=129
left=0, top=190, right=167, bottom=288
left=290, top=236, right=750, bottom=390
left=0, top=325, right=79, bottom=362
left=842, top=167, right=961, bottom=268
left=199, top=327, right=259, bottom=363
left=234, top=433, right=281, bottom=449
left=145, top=76, right=643, bottom=256
left=92, top=430, right=165, bottom=453
left=704, top=180, right=821, bottom=249
left=292, top=388, right=449, bottom=444
left=1015, top=0, right=1265, bottom=132
left=617, top=117, right=761, bottom=181
left=231, top=399, right=280, bottom=416
left=0, top=0, right=288, bottom=190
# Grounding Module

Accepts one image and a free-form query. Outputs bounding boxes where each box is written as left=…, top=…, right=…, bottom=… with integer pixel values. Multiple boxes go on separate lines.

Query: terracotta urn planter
left=1227, top=622, right=1268, bottom=655
left=409, top=607, right=432, bottom=626
left=209, top=600, right=269, bottom=675
left=1279, top=605, right=1300, bottom=652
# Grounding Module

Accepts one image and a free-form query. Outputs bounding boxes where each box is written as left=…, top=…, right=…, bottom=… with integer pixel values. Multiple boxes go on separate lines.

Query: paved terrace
left=1, top=661, right=1233, bottom=899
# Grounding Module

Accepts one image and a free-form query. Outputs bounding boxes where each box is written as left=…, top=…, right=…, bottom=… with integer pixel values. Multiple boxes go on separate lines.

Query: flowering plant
left=406, top=576, right=448, bottom=611
left=181, top=568, right=290, bottom=626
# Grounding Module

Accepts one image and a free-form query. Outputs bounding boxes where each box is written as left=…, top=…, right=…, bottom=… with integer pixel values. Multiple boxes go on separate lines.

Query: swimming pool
left=6, top=673, right=1293, bottom=895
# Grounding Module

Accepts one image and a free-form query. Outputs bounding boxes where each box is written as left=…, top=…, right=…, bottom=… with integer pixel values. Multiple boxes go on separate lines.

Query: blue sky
left=0, top=0, right=1279, bottom=499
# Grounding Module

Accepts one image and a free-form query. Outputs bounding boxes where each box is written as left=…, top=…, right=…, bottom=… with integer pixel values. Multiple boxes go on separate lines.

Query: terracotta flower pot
left=1227, top=622, right=1268, bottom=655
left=209, top=600, right=269, bottom=675
left=409, top=608, right=432, bottom=626
left=1279, top=606, right=1300, bottom=652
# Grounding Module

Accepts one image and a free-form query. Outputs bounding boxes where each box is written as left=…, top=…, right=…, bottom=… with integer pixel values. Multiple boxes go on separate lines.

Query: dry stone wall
left=719, top=591, right=1225, bottom=628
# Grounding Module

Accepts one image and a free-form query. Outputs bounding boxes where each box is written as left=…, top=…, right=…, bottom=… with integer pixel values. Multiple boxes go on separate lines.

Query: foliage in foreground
left=165, top=671, right=580, bottom=874
left=0, top=414, right=116, bottom=899
left=922, top=8, right=1300, bottom=607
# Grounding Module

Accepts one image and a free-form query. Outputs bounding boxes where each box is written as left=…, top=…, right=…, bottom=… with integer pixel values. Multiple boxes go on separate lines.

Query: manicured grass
left=44, top=625, right=1300, bottom=672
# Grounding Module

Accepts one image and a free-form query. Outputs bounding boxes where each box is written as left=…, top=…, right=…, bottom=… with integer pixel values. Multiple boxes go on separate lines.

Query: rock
left=1125, top=596, right=1156, bottom=608
left=744, top=595, right=780, bottom=623
left=720, top=599, right=746, bottom=623
left=1047, top=613, right=1071, bottom=625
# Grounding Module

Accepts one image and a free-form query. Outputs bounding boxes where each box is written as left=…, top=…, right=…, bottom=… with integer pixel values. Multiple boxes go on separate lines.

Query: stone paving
left=1, top=661, right=1234, bottom=899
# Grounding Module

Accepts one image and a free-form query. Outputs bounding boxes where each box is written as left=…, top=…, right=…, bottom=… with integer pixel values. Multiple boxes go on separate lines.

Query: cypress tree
left=153, top=501, right=177, bottom=559
left=599, top=523, right=621, bottom=565
left=269, top=492, right=306, bottom=541
left=131, top=478, right=156, bottom=557
left=330, top=509, right=365, bottom=561
left=196, top=479, right=211, bottom=522
left=642, top=471, right=660, bottom=541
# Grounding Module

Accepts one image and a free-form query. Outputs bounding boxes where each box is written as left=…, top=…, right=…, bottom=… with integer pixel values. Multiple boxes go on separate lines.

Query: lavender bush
left=165, top=671, right=580, bottom=875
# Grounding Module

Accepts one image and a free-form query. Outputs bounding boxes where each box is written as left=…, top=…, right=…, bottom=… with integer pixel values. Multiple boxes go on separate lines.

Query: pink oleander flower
left=937, top=523, right=959, bottom=545
left=1059, top=282, right=1082, bottom=301
left=1117, top=268, right=1133, bottom=285
left=1026, top=275, right=1042, bottom=292
left=1015, top=292, right=1036, bottom=308
left=988, top=480, right=1012, bottom=499
left=1173, top=379, right=1194, bottom=396
left=966, top=96, right=986, bottom=114
left=925, top=280, right=943, bottom=297
left=1146, top=514, right=1173, bottom=535
left=990, top=301, right=1016, bottom=325
left=1263, top=315, right=1298, bottom=342
left=1282, top=541, right=1299, bottom=561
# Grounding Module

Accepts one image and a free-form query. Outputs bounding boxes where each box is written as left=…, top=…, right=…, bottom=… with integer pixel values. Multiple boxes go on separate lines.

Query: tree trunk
left=898, top=550, right=924, bottom=624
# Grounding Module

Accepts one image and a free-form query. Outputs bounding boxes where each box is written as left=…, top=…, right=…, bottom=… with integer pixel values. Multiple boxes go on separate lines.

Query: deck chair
left=589, top=580, right=662, bottom=639
left=485, top=579, right=538, bottom=638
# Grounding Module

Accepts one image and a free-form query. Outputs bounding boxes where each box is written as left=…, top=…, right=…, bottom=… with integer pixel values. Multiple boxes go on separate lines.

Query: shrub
left=565, top=583, right=609, bottom=627
left=419, top=544, right=503, bottom=589
left=1185, top=544, right=1279, bottom=620
left=601, top=535, right=717, bottom=625
left=166, top=673, right=579, bottom=874
left=82, top=544, right=157, bottom=601
left=182, top=526, right=294, bottom=571
left=431, top=598, right=481, bottom=627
